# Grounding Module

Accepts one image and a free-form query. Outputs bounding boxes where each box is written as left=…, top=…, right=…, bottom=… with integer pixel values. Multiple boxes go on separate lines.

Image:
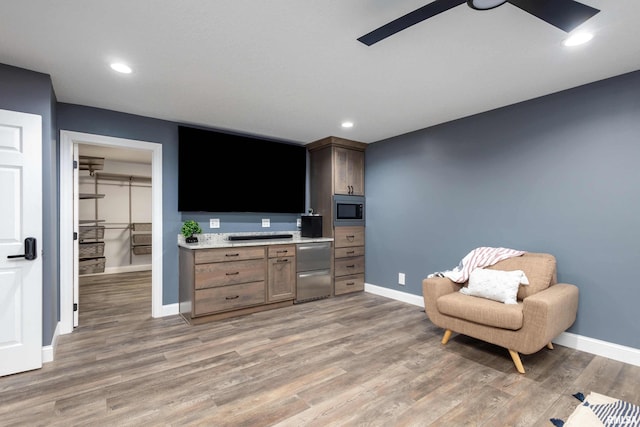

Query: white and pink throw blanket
left=428, top=246, right=527, bottom=283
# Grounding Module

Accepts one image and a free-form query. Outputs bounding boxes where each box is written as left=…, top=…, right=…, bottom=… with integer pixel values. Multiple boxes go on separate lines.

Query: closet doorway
left=60, top=131, right=163, bottom=335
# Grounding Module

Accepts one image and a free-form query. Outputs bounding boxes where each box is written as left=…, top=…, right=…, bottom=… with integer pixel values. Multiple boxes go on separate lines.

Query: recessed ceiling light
left=110, top=62, right=132, bottom=74
left=341, top=121, right=354, bottom=129
left=563, top=32, right=593, bottom=47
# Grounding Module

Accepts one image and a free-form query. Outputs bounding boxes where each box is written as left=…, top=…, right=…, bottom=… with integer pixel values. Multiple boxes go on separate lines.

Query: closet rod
left=94, top=172, right=152, bottom=184
left=81, top=181, right=151, bottom=189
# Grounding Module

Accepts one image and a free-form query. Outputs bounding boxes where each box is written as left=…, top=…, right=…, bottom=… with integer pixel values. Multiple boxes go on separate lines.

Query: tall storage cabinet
left=307, top=136, right=367, bottom=295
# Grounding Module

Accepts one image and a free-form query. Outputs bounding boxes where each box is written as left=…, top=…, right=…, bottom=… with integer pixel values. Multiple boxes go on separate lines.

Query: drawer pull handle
left=346, top=251, right=355, bottom=255
left=225, top=253, right=240, bottom=257
left=276, top=250, right=288, bottom=254
left=226, top=272, right=240, bottom=276
left=346, top=264, right=355, bottom=268
left=277, top=259, right=289, bottom=263
left=225, top=295, right=240, bottom=300
left=346, top=282, right=355, bottom=286
left=346, top=235, right=355, bottom=240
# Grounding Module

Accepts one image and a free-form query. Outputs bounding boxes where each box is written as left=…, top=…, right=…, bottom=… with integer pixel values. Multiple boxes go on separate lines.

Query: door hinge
left=73, top=232, right=78, bottom=241
left=73, top=303, right=78, bottom=312
left=73, top=160, right=78, bottom=169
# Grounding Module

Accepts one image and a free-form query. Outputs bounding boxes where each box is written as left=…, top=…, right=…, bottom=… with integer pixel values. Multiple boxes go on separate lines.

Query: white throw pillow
left=460, top=268, right=530, bottom=304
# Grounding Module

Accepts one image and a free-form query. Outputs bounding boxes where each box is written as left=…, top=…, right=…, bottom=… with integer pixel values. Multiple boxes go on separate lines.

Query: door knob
left=7, top=237, right=37, bottom=260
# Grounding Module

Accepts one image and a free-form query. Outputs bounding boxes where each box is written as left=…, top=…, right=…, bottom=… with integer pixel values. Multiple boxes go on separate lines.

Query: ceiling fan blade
left=358, top=0, right=466, bottom=46
left=508, top=0, right=599, bottom=32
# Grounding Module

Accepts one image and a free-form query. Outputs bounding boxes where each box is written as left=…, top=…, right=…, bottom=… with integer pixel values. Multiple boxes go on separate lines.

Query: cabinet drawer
left=335, top=246, right=364, bottom=259
left=195, top=259, right=265, bottom=289
left=335, top=274, right=364, bottom=295
left=268, top=244, right=296, bottom=259
left=334, top=226, right=365, bottom=248
left=195, top=247, right=265, bottom=264
left=334, top=256, right=365, bottom=277
left=194, top=281, right=265, bottom=316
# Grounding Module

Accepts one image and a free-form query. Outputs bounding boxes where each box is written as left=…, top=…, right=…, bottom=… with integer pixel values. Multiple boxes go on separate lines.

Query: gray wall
left=0, top=64, right=59, bottom=346
left=365, top=70, right=640, bottom=349
left=182, top=212, right=300, bottom=235
left=57, top=103, right=182, bottom=305
left=57, top=104, right=302, bottom=305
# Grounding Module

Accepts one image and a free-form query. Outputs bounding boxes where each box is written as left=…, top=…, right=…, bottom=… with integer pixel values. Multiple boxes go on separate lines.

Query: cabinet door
left=334, top=147, right=364, bottom=195
left=194, top=281, right=265, bottom=316
left=334, top=256, right=365, bottom=277
left=335, top=274, right=365, bottom=295
left=194, top=259, right=265, bottom=289
left=334, top=226, right=365, bottom=248
left=267, top=256, right=295, bottom=302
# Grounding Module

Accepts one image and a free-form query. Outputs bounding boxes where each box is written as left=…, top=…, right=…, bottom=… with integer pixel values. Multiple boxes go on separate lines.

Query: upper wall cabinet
left=334, top=146, right=365, bottom=196
left=307, top=136, right=367, bottom=196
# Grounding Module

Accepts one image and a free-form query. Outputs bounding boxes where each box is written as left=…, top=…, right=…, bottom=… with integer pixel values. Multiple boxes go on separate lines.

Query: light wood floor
left=1, top=271, right=639, bottom=426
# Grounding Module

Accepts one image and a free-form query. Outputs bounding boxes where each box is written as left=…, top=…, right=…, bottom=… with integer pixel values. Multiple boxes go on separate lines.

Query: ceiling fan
left=357, top=0, right=600, bottom=46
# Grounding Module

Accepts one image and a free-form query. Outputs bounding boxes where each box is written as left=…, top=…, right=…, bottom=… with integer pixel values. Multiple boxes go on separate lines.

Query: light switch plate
left=262, top=218, right=270, bottom=228
left=398, top=273, right=406, bottom=285
left=296, top=218, right=302, bottom=227
left=210, top=218, right=220, bottom=229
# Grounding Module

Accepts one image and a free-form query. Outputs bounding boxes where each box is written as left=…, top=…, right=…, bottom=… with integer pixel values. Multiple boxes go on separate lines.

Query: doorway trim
left=60, top=130, right=163, bottom=335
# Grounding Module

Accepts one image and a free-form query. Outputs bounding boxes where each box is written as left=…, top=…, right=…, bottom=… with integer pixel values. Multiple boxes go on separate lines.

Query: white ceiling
left=2, top=1, right=639, bottom=144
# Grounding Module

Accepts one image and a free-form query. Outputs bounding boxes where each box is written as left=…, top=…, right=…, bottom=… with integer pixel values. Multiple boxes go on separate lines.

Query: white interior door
left=0, top=109, right=43, bottom=377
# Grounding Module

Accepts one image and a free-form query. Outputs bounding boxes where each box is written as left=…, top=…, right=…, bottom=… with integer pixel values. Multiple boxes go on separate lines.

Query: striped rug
left=551, top=392, right=640, bottom=427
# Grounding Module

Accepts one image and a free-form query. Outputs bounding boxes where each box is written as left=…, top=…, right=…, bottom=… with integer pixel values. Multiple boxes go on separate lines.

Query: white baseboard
left=365, top=282, right=425, bottom=308
left=42, top=321, right=60, bottom=363
left=162, top=303, right=179, bottom=317
left=365, top=282, right=640, bottom=368
left=553, top=332, right=640, bottom=367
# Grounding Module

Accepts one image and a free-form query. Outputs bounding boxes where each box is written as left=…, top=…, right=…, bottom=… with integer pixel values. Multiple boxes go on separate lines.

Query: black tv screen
left=178, top=126, right=306, bottom=213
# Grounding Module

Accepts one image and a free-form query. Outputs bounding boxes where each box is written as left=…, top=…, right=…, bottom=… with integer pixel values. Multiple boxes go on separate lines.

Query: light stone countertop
left=177, top=231, right=333, bottom=250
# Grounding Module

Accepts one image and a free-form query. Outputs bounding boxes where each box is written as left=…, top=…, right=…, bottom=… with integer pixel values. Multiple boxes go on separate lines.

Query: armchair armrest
left=422, top=276, right=462, bottom=324
left=521, top=283, right=579, bottom=352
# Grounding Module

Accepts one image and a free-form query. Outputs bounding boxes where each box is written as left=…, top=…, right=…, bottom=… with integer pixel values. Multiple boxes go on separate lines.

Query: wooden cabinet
left=267, top=244, right=296, bottom=302
left=191, top=246, right=265, bottom=318
left=334, top=146, right=364, bottom=196
left=307, top=136, right=367, bottom=297
left=333, top=226, right=365, bottom=295
left=307, top=136, right=367, bottom=238
left=179, top=244, right=297, bottom=324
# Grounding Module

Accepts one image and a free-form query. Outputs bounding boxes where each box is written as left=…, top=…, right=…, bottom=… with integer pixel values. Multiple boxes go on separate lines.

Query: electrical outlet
left=398, top=272, right=406, bottom=286
left=209, top=218, right=220, bottom=229
left=262, top=218, right=270, bottom=228
left=296, top=218, right=301, bottom=227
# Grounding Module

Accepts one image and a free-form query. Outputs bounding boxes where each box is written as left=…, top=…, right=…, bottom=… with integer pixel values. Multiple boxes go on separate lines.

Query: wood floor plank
left=1, top=270, right=639, bottom=426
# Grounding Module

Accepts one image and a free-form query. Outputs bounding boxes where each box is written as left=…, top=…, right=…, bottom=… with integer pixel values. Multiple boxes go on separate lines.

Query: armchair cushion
left=487, top=252, right=557, bottom=300
left=437, top=292, right=524, bottom=330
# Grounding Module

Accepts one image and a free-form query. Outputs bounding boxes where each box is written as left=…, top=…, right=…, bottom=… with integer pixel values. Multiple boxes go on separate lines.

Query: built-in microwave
left=333, top=195, right=365, bottom=226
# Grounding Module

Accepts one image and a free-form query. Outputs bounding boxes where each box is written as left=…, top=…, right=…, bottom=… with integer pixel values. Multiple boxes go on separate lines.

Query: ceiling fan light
left=467, top=0, right=507, bottom=10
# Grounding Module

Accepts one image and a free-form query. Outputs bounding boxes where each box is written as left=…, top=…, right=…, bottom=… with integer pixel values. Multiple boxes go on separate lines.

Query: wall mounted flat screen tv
left=178, top=126, right=306, bottom=213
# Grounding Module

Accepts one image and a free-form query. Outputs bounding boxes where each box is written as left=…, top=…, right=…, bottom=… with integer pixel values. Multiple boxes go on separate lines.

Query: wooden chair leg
left=441, top=329, right=452, bottom=345
left=547, top=342, right=554, bottom=350
left=508, top=349, right=525, bottom=374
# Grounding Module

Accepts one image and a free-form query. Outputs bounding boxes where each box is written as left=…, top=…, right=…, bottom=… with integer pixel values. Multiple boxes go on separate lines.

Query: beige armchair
left=422, top=252, right=579, bottom=373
